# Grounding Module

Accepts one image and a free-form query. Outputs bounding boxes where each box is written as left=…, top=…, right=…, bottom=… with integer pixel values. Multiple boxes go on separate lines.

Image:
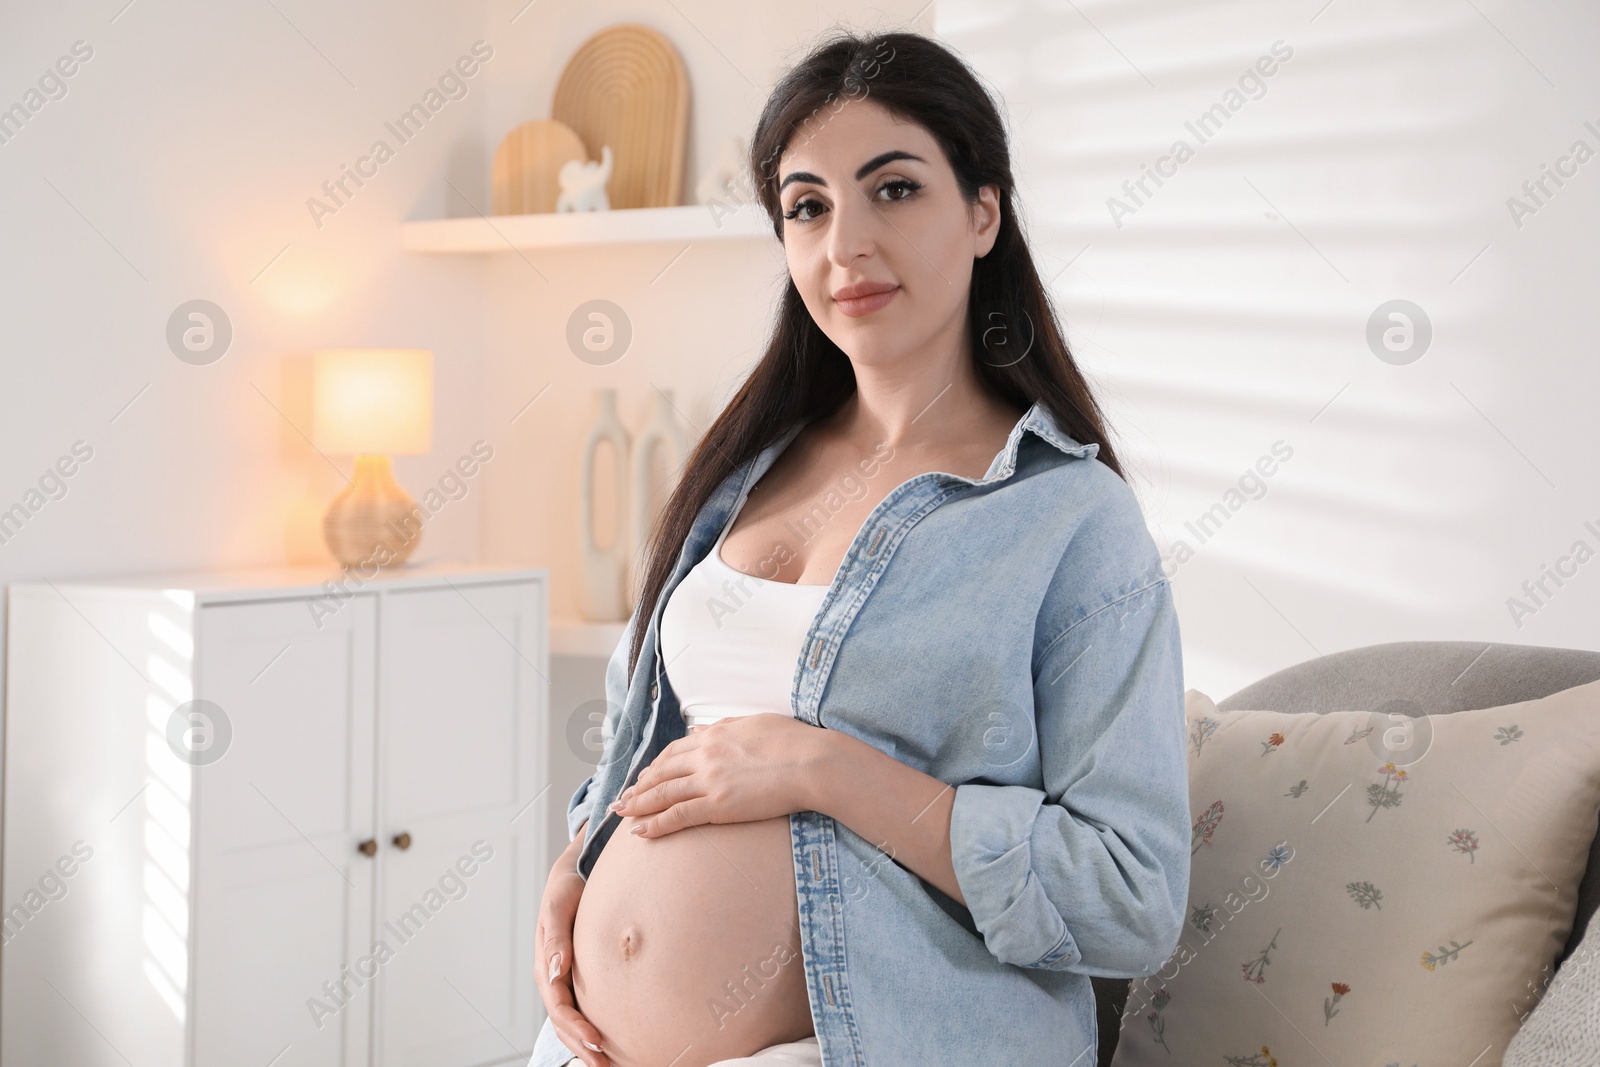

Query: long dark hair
left=626, top=29, right=1125, bottom=677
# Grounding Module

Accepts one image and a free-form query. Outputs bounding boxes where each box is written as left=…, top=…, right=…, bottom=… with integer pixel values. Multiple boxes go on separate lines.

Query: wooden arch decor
left=552, top=23, right=690, bottom=210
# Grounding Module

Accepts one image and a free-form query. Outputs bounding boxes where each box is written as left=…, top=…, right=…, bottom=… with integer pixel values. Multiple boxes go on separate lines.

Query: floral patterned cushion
left=1107, top=678, right=1600, bottom=1067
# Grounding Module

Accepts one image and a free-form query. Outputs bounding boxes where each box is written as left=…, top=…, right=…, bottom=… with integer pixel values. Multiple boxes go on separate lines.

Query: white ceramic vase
left=578, top=387, right=631, bottom=621
left=628, top=389, right=690, bottom=597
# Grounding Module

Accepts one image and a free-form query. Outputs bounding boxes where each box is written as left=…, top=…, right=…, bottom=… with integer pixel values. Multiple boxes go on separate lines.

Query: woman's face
left=775, top=98, right=1000, bottom=371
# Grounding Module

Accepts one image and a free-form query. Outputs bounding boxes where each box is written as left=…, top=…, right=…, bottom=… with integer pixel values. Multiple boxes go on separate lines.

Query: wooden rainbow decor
left=552, top=23, right=689, bottom=210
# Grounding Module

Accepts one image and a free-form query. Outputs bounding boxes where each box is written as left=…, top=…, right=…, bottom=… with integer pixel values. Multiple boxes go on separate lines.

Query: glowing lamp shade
left=312, top=349, right=435, bottom=568
left=313, top=348, right=433, bottom=455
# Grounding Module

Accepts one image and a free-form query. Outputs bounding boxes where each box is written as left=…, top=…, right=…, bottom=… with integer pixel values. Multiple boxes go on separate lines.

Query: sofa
left=1091, top=640, right=1600, bottom=1065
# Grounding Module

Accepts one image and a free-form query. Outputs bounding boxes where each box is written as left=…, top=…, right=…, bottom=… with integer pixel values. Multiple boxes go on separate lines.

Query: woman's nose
left=826, top=185, right=879, bottom=267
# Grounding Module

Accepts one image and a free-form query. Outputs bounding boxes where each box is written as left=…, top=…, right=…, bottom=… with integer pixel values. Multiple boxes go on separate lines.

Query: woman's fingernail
left=547, top=952, right=561, bottom=983
left=583, top=1039, right=604, bottom=1052
left=629, top=824, right=646, bottom=835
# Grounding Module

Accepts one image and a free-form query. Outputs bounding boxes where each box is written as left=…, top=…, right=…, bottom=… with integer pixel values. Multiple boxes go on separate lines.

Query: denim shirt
left=529, top=400, right=1191, bottom=1066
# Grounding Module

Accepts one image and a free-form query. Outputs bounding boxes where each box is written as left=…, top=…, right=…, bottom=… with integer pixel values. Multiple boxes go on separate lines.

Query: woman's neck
left=832, top=349, right=1021, bottom=453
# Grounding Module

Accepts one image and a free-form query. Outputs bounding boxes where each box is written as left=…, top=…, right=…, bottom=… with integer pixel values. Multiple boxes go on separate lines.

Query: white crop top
left=658, top=504, right=832, bottom=729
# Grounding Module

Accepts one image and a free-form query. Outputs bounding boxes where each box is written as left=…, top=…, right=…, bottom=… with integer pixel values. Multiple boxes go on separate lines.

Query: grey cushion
left=1503, top=907, right=1600, bottom=1065
left=1093, top=641, right=1600, bottom=1066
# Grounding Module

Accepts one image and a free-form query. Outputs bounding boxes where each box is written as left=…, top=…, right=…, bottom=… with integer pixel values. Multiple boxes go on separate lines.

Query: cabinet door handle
left=392, top=831, right=413, bottom=851
left=358, top=838, right=378, bottom=857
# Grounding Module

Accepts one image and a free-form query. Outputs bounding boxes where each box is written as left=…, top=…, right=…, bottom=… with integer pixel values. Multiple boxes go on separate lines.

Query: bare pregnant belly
left=569, top=813, right=813, bottom=1067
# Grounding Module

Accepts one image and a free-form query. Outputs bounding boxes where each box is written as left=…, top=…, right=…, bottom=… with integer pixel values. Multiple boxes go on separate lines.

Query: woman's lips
left=834, top=285, right=899, bottom=317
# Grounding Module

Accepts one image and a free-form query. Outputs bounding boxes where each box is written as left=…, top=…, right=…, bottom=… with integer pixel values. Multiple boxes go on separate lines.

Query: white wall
left=940, top=0, right=1600, bottom=697
left=0, top=1, right=499, bottom=621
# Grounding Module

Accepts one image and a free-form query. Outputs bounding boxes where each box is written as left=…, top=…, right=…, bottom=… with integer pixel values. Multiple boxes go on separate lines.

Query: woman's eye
left=782, top=178, right=920, bottom=223
left=876, top=178, right=922, bottom=202
left=783, top=196, right=825, bottom=223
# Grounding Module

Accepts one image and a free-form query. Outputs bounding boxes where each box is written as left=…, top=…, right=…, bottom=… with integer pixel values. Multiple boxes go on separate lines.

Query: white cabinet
left=2, top=565, right=548, bottom=1067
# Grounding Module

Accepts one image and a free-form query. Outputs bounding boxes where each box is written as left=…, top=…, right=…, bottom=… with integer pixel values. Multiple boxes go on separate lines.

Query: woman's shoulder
left=1020, top=449, right=1170, bottom=629
left=1017, top=431, right=1155, bottom=547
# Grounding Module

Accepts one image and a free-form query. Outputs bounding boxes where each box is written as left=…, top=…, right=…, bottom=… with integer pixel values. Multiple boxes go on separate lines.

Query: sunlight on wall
left=939, top=0, right=1576, bottom=696
left=143, top=597, right=195, bottom=1025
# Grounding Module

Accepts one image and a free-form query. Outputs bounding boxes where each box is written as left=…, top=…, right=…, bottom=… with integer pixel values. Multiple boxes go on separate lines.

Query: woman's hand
left=609, top=713, right=827, bottom=837
left=537, top=825, right=610, bottom=1067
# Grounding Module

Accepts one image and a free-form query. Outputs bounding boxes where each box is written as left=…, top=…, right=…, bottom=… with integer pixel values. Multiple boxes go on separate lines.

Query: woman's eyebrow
left=778, top=149, right=927, bottom=192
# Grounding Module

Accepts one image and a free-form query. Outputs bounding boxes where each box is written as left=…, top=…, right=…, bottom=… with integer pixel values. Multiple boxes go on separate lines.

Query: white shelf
left=402, top=204, right=774, bottom=252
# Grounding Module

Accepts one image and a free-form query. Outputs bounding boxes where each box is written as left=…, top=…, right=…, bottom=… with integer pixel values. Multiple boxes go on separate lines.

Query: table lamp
left=312, top=348, right=434, bottom=568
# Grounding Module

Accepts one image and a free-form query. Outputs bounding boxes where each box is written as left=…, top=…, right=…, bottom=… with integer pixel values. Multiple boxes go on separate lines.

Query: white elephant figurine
left=557, top=145, right=613, bottom=212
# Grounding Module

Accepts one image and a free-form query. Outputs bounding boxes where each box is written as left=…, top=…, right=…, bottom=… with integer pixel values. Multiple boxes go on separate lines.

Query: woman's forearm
left=805, top=729, right=966, bottom=905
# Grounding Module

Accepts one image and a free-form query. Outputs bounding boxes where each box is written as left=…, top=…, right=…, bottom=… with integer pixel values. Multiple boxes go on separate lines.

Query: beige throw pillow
left=1107, top=679, right=1600, bottom=1067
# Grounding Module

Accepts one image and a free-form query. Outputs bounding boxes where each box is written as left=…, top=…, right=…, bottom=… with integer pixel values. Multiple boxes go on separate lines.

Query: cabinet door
left=193, top=595, right=377, bottom=1067
left=374, top=581, right=545, bottom=1067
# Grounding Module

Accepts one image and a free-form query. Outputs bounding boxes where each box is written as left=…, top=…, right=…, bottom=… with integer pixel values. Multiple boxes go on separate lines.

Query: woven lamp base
left=323, top=454, right=423, bottom=568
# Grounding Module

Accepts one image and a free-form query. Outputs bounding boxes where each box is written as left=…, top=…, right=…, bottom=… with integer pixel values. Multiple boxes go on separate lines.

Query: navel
left=617, top=923, right=645, bottom=962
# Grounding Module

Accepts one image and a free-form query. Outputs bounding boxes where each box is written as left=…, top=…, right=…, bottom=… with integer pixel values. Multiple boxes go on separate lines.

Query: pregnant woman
left=530, top=29, right=1192, bottom=1067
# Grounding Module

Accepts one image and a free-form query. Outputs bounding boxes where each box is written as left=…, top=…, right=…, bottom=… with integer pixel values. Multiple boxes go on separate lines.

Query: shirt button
left=649, top=682, right=659, bottom=701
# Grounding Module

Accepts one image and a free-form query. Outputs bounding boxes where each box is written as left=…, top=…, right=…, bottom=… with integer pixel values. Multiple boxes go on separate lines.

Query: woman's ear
left=974, top=184, right=1002, bottom=258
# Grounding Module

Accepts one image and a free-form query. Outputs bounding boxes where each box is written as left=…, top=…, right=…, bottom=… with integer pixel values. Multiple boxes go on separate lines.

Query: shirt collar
left=1016, top=399, right=1100, bottom=460
left=756, top=398, right=1099, bottom=495
left=978, top=400, right=1100, bottom=484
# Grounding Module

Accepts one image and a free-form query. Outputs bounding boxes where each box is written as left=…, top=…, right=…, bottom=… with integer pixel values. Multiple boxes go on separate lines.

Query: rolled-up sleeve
left=565, top=607, right=639, bottom=844
left=949, top=529, right=1190, bottom=978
